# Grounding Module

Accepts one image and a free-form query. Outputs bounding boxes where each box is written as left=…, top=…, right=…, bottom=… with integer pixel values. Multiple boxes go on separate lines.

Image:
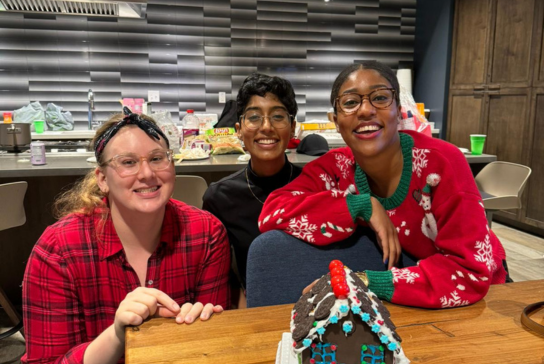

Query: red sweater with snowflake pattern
left=259, top=131, right=507, bottom=308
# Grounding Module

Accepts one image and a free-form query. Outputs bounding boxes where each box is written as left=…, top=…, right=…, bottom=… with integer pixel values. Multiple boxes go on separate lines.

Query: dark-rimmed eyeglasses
left=334, top=88, right=396, bottom=114
left=101, top=149, right=174, bottom=177
left=241, top=110, right=293, bottom=130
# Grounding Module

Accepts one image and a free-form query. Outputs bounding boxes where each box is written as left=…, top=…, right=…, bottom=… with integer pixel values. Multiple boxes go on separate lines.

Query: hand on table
left=114, top=287, right=180, bottom=341
left=114, top=287, right=224, bottom=342
left=368, top=196, right=401, bottom=270
left=175, top=302, right=224, bottom=324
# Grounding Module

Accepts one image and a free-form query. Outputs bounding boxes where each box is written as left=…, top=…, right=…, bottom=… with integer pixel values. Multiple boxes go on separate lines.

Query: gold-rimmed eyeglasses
left=101, top=149, right=174, bottom=177
left=334, top=88, right=396, bottom=114
left=241, top=110, right=293, bottom=130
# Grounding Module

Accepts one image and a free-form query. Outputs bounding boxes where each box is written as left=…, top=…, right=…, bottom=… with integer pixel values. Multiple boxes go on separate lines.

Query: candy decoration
left=333, top=283, right=350, bottom=299
left=388, top=342, right=397, bottom=351
left=330, top=267, right=345, bottom=277
left=330, top=275, right=345, bottom=286
left=328, top=260, right=353, bottom=299
left=329, top=260, right=344, bottom=271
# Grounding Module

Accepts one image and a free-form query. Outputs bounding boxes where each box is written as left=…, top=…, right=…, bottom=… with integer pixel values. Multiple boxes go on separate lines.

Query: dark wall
left=413, top=0, right=454, bottom=138
left=0, top=0, right=416, bottom=129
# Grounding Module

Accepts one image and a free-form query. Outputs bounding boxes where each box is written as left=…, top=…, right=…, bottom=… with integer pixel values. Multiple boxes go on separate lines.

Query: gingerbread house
left=290, top=260, right=409, bottom=364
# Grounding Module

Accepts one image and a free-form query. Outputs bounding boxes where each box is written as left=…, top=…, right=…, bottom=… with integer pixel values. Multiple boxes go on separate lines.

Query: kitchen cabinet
left=448, top=0, right=544, bottom=233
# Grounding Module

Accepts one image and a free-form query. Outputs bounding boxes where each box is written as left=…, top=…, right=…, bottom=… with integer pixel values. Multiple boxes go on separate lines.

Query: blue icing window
left=361, top=344, right=385, bottom=364
left=310, top=343, right=337, bottom=364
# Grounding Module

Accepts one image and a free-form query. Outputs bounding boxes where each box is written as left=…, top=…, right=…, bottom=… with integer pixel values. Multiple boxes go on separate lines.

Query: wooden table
left=125, top=280, right=544, bottom=364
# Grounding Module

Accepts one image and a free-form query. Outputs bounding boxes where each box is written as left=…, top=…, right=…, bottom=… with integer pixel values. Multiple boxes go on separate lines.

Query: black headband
left=94, top=107, right=169, bottom=160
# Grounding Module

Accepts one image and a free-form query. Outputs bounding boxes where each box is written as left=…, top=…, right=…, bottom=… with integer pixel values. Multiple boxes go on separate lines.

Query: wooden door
left=447, top=90, right=486, bottom=149
left=489, top=0, right=537, bottom=89
left=523, top=88, right=544, bottom=228
left=484, top=88, right=531, bottom=164
left=450, top=0, right=493, bottom=90
left=532, top=1, right=544, bottom=87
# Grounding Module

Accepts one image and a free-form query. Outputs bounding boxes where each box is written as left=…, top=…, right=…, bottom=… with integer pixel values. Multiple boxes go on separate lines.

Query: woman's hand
left=114, top=287, right=180, bottom=342
left=175, top=302, right=224, bottom=324
left=368, top=196, right=401, bottom=270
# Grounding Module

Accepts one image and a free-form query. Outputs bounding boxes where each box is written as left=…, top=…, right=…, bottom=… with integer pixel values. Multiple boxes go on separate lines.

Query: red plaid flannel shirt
left=22, top=199, right=230, bottom=364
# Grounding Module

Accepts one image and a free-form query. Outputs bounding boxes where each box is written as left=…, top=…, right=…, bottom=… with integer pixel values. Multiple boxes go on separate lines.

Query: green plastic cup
left=470, top=134, right=486, bottom=155
left=34, top=120, right=45, bottom=133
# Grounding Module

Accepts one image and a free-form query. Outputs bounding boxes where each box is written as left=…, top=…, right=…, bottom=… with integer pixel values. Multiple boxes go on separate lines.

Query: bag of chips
left=205, top=128, right=245, bottom=155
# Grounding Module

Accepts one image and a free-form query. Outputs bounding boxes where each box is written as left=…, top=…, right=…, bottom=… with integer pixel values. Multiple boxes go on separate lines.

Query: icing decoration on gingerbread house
left=290, top=260, right=410, bottom=364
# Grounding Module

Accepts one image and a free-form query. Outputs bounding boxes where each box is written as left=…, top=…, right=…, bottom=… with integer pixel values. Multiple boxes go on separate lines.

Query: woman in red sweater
left=259, top=61, right=507, bottom=308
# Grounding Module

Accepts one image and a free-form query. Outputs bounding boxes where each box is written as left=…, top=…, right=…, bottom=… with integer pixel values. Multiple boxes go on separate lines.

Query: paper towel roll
left=396, top=69, right=412, bottom=94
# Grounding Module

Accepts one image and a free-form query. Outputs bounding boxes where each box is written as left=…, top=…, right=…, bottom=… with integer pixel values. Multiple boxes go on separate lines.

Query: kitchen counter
left=0, top=152, right=318, bottom=178
left=0, top=151, right=497, bottom=178
left=31, top=130, right=96, bottom=140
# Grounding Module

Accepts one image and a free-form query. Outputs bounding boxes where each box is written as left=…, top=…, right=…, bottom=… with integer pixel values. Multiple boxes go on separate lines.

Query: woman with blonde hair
left=22, top=108, right=230, bottom=364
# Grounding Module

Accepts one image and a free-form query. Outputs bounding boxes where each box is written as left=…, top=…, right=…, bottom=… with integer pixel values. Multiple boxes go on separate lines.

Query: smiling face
left=333, top=69, right=401, bottom=159
left=236, top=92, right=295, bottom=173
left=96, top=125, right=175, bottom=218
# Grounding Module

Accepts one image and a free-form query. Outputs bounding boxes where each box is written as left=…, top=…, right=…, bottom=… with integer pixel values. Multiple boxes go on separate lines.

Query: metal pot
left=0, top=123, right=31, bottom=151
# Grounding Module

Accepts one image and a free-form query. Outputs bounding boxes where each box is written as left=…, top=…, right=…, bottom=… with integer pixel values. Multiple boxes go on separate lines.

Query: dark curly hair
left=330, top=61, right=401, bottom=113
left=236, top=73, right=298, bottom=120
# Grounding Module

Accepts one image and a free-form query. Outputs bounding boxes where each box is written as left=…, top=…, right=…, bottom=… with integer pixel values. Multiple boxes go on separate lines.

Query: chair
left=246, top=228, right=417, bottom=308
left=475, top=161, right=532, bottom=227
left=171, top=175, right=208, bottom=209
left=0, top=181, right=27, bottom=339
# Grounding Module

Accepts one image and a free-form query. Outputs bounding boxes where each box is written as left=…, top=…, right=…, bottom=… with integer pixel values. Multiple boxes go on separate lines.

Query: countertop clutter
left=0, top=151, right=497, bottom=179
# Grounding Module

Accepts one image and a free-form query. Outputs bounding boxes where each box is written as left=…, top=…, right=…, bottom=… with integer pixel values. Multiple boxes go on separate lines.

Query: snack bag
left=181, top=134, right=209, bottom=150
left=398, top=85, right=432, bottom=137
left=205, top=128, right=245, bottom=155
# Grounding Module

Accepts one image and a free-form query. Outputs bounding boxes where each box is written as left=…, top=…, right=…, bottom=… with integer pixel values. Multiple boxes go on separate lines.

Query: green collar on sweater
left=354, top=132, right=414, bottom=210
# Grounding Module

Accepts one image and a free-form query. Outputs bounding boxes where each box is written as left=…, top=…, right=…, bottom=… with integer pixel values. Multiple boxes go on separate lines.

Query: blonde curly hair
left=53, top=112, right=160, bottom=219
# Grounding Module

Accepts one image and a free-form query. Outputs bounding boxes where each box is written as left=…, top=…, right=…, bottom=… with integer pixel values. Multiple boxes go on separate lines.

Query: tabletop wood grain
left=125, top=280, right=544, bottom=364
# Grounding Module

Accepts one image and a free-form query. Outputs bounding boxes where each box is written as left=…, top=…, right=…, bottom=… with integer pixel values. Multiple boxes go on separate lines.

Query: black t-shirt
left=202, top=159, right=302, bottom=288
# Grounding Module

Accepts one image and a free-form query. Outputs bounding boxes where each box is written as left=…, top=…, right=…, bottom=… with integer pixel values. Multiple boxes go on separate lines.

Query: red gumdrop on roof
left=333, top=283, right=350, bottom=298
left=330, top=267, right=346, bottom=277
left=329, top=260, right=344, bottom=271
left=331, top=275, right=345, bottom=287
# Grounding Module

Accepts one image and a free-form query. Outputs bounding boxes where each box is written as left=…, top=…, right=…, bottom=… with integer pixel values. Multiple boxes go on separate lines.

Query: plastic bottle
left=180, top=109, right=199, bottom=129
left=180, top=109, right=200, bottom=148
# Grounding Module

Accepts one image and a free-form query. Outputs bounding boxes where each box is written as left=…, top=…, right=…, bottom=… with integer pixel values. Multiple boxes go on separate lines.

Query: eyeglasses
left=102, top=149, right=174, bottom=177
left=334, top=88, right=396, bottom=114
left=241, top=110, right=293, bottom=130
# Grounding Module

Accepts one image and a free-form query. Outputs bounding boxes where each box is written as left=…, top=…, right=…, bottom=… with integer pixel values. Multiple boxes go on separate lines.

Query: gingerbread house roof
left=290, top=261, right=410, bottom=364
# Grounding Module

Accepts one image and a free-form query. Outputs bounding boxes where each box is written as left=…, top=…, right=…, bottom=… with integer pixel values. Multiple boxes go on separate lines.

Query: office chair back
left=0, top=181, right=27, bottom=339
left=172, top=175, right=208, bottom=208
left=475, top=161, right=532, bottom=210
left=0, top=181, right=27, bottom=232
left=246, top=229, right=417, bottom=308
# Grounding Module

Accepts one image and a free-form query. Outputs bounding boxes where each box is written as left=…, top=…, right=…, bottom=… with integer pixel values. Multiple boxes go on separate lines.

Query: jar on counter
left=30, top=141, right=46, bottom=165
